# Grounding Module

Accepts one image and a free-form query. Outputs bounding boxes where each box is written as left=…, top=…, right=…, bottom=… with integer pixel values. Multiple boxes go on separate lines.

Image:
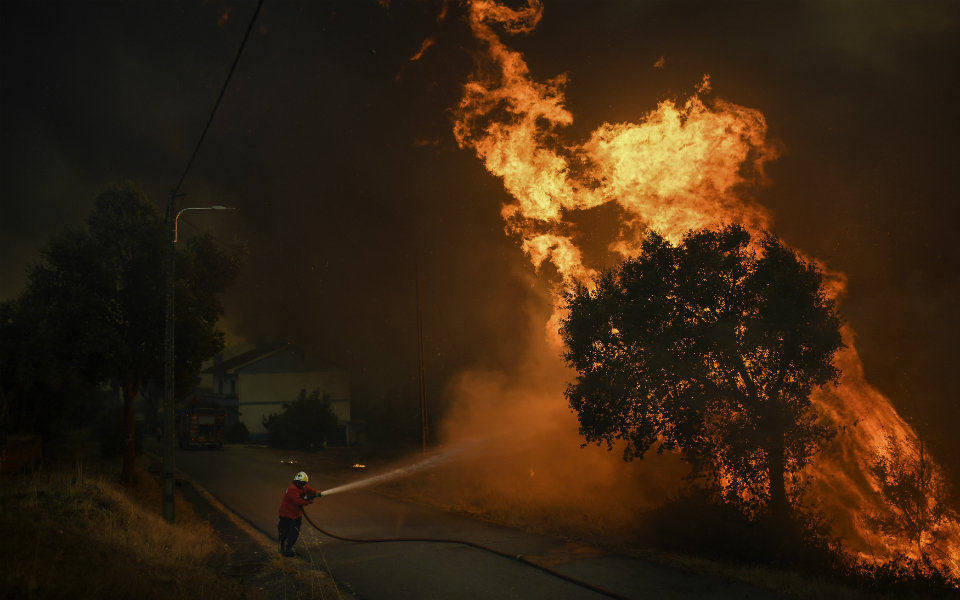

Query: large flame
left=453, top=0, right=958, bottom=569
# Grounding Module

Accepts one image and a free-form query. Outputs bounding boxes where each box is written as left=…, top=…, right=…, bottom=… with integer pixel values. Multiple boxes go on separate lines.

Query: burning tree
left=863, top=434, right=958, bottom=557
left=2, top=182, right=244, bottom=485
left=560, top=225, right=844, bottom=526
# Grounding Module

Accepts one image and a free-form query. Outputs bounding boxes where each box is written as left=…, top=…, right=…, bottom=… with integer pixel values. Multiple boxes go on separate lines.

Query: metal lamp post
left=163, top=195, right=234, bottom=523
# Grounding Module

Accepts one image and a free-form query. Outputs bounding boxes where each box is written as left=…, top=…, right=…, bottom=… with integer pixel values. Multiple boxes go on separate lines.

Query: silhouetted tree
left=561, top=225, right=844, bottom=526
left=863, top=434, right=958, bottom=556
left=262, top=389, right=339, bottom=451
left=1, top=294, right=61, bottom=442
left=1, top=182, right=245, bottom=485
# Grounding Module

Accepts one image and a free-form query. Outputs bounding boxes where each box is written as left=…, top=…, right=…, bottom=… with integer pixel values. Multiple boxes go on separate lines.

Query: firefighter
left=278, top=471, right=321, bottom=557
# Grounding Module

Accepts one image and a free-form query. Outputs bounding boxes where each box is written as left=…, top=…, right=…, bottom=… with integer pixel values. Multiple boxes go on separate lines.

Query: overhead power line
left=173, top=0, right=264, bottom=202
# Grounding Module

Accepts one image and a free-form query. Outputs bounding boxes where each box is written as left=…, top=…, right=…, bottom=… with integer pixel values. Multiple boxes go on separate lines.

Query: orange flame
left=811, top=328, right=960, bottom=566
left=454, top=0, right=959, bottom=571
left=456, top=0, right=776, bottom=282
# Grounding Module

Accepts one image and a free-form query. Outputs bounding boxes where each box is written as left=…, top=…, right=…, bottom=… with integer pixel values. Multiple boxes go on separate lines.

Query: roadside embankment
left=0, top=442, right=357, bottom=600
left=0, top=452, right=251, bottom=598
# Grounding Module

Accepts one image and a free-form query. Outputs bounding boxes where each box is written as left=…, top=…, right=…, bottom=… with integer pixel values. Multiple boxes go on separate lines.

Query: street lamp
left=163, top=196, right=235, bottom=523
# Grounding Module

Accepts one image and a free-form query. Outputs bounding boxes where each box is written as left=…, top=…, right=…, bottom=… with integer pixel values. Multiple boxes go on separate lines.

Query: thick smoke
left=379, top=291, right=688, bottom=542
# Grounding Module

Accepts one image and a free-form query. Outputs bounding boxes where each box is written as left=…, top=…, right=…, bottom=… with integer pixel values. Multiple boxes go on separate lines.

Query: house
left=198, top=342, right=254, bottom=393
left=201, top=343, right=357, bottom=444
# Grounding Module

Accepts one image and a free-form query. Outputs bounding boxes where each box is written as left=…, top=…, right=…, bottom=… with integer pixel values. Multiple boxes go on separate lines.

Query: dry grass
left=0, top=445, right=362, bottom=600
left=261, top=535, right=356, bottom=600
left=0, top=454, right=257, bottom=600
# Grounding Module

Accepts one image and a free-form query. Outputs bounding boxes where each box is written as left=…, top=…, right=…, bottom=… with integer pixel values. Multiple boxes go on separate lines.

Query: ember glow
left=451, top=0, right=959, bottom=570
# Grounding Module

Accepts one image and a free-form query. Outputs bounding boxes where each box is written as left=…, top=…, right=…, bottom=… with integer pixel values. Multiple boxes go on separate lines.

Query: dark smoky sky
left=2, top=2, right=958, bottom=467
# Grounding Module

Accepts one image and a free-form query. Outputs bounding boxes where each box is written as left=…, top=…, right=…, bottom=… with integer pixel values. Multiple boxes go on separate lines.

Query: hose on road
left=301, top=508, right=635, bottom=600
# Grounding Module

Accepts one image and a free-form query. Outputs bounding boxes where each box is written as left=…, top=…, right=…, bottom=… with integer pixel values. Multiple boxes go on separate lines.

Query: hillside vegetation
left=0, top=440, right=355, bottom=600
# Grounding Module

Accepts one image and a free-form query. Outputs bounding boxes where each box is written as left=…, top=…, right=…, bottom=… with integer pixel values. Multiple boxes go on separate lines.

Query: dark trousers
left=278, top=515, right=302, bottom=549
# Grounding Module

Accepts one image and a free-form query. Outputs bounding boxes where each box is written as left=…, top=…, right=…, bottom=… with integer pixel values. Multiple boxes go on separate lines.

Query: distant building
left=199, top=341, right=255, bottom=392
left=201, top=343, right=358, bottom=444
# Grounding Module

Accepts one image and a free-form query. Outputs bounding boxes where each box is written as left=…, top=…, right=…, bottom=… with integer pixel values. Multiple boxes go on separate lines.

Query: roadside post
left=163, top=199, right=233, bottom=523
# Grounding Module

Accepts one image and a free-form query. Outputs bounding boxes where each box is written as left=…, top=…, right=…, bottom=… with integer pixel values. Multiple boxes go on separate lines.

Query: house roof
left=201, top=342, right=345, bottom=376
left=201, top=342, right=288, bottom=376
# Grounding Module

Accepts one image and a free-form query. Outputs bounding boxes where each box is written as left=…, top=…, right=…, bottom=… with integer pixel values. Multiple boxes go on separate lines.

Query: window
left=218, top=380, right=223, bottom=394
left=230, top=379, right=236, bottom=395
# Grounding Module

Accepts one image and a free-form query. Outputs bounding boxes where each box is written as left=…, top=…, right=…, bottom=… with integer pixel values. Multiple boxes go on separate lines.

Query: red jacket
left=279, top=483, right=318, bottom=519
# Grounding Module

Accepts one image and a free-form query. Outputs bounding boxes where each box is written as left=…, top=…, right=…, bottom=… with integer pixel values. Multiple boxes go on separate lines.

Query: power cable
left=300, top=508, right=635, bottom=600
left=172, top=0, right=264, bottom=207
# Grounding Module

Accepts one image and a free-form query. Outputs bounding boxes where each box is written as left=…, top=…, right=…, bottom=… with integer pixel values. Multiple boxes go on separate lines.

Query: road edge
left=145, top=450, right=276, bottom=552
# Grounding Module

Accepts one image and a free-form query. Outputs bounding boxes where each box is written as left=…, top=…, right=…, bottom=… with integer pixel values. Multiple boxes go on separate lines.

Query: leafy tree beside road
left=0, top=182, right=245, bottom=485
left=561, top=225, right=844, bottom=527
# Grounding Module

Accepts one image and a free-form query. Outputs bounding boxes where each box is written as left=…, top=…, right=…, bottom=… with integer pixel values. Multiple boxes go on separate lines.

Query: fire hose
left=300, top=506, right=635, bottom=600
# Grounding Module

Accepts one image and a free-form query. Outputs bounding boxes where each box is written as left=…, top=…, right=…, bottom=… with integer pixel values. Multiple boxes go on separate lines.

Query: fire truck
left=176, top=407, right=225, bottom=449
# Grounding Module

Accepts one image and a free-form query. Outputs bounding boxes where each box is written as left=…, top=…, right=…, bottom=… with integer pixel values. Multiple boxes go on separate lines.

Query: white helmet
left=294, top=471, right=308, bottom=483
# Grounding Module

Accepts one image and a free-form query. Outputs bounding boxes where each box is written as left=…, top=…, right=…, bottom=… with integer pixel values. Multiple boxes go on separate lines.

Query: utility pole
left=416, top=265, right=428, bottom=455
left=163, top=200, right=232, bottom=523
left=160, top=0, right=259, bottom=523
left=162, top=190, right=181, bottom=523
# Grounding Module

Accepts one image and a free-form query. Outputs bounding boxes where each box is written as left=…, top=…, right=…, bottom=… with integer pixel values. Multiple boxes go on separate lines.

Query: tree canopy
left=1, top=182, right=245, bottom=483
left=561, top=225, right=844, bottom=521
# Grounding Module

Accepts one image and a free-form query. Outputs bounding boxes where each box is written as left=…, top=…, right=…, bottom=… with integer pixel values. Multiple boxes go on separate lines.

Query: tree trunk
left=120, top=376, right=141, bottom=487
left=767, top=407, right=789, bottom=527
left=0, top=387, right=10, bottom=445
left=768, top=436, right=788, bottom=517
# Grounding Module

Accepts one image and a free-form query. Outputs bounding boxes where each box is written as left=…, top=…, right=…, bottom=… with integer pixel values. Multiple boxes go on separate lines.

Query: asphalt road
left=159, top=443, right=787, bottom=600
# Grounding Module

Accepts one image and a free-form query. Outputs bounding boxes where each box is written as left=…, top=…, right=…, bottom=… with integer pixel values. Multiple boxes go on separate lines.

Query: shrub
left=851, top=553, right=960, bottom=598
left=262, top=389, right=339, bottom=451
left=224, top=420, right=250, bottom=444
left=639, top=485, right=959, bottom=596
left=640, top=485, right=847, bottom=570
